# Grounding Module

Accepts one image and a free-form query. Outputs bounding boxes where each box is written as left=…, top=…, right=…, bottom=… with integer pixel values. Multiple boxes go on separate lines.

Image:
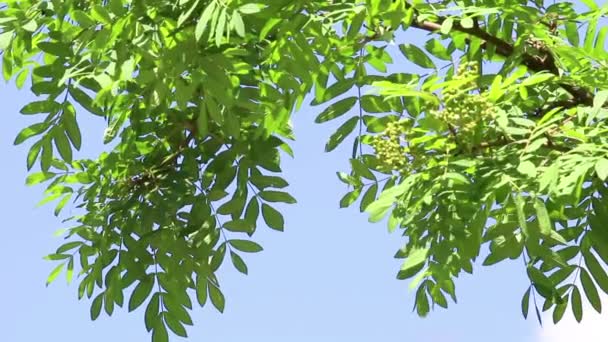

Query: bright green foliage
left=3, top=0, right=608, bottom=339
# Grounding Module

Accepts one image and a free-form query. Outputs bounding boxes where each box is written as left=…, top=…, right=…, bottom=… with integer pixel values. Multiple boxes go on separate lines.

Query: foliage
left=3, top=0, right=608, bottom=339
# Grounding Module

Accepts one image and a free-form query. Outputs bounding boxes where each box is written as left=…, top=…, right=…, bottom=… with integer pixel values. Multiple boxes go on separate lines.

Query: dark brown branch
left=405, top=13, right=595, bottom=109
left=469, top=137, right=571, bottom=154
left=534, top=99, right=579, bottom=117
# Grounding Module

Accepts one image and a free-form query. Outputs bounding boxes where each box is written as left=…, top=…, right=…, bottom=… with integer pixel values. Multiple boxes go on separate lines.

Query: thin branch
left=404, top=10, right=595, bottom=109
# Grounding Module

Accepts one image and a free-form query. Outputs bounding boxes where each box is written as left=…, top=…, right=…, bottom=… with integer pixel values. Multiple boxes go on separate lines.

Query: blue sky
left=0, top=73, right=542, bottom=342
left=2, top=6, right=607, bottom=341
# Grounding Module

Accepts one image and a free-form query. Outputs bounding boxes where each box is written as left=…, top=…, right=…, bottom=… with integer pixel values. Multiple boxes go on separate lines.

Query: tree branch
left=406, top=13, right=595, bottom=109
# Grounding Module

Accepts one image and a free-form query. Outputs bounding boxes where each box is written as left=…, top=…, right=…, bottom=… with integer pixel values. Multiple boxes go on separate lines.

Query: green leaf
left=583, top=249, right=608, bottom=293
left=359, top=184, right=378, bottom=212
left=152, top=319, right=169, bottom=342
left=230, top=251, right=248, bottom=274
left=441, top=17, right=453, bottom=35
left=339, top=188, right=361, bottom=208
left=593, top=90, right=608, bottom=110
left=26, top=171, right=56, bottom=186
left=40, top=139, right=52, bottom=172
left=552, top=301, right=567, bottom=324
left=215, top=7, right=227, bottom=46
left=424, top=39, right=451, bottom=60
left=366, top=196, right=394, bottom=223
left=580, top=268, right=602, bottom=313
left=71, top=10, right=96, bottom=27
left=37, top=41, right=72, bottom=57
left=399, top=44, right=435, bottom=69
left=539, top=163, right=559, bottom=192
left=521, top=286, right=531, bottom=319
left=534, top=199, right=553, bottom=237
left=54, top=194, right=71, bottom=216
left=515, top=194, right=528, bottom=236
left=580, top=0, right=599, bottom=10
left=259, top=191, right=296, bottom=204
left=91, top=5, right=113, bottom=24
left=249, top=175, right=289, bottom=189
left=62, top=258, right=74, bottom=283
left=313, top=78, right=356, bottom=104
left=46, top=262, right=65, bottom=286
left=223, top=219, right=253, bottom=233
left=164, top=312, right=188, bottom=337
left=229, top=240, right=263, bottom=253
left=90, top=293, right=103, bottom=320
left=460, top=17, right=474, bottom=29
left=68, top=86, right=103, bottom=116
left=129, top=275, right=154, bottom=312
left=315, top=97, right=357, bottom=123
left=517, top=160, right=536, bottom=177
left=210, top=245, right=226, bottom=272
left=397, top=247, right=428, bottom=280
left=20, top=100, right=60, bottom=115
left=594, top=158, right=608, bottom=181
left=177, top=0, right=201, bottom=27
left=527, top=266, right=554, bottom=298
left=27, top=141, right=42, bottom=170
left=0, top=30, right=13, bottom=50
left=584, top=18, right=598, bottom=52
left=196, top=275, right=208, bottom=307
left=230, top=11, right=245, bottom=37
left=565, top=21, right=580, bottom=46
left=104, top=290, right=115, bottom=316
left=325, top=116, right=359, bottom=152
left=594, top=26, right=608, bottom=55
left=350, top=158, right=376, bottom=181
left=208, top=282, right=225, bottom=313
left=196, top=1, right=217, bottom=40
left=571, top=286, right=583, bottom=323
left=244, top=197, right=260, bottom=229
left=53, top=129, right=73, bottom=163
left=62, top=104, right=82, bottom=150
left=261, top=203, right=284, bottom=231
left=415, top=283, right=430, bottom=317
left=535, top=305, right=543, bottom=326
left=359, top=95, right=392, bottom=113
left=56, top=241, right=82, bottom=253
left=145, top=293, right=160, bottom=332
left=239, top=4, right=261, bottom=14
left=13, top=122, right=49, bottom=145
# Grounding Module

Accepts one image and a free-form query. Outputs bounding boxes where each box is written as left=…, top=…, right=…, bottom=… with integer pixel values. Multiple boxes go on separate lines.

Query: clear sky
left=1, top=6, right=607, bottom=341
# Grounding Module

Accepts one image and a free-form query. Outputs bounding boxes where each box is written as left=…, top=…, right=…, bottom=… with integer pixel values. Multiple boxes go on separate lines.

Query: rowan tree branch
left=405, top=13, right=595, bottom=109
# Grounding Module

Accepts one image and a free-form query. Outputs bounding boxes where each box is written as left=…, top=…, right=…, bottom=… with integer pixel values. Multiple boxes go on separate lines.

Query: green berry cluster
left=432, top=62, right=495, bottom=137
left=371, top=119, right=410, bottom=171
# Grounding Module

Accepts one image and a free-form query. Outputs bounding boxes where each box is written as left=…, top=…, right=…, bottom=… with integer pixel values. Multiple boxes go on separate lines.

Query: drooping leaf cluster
left=3, top=0, right=608, bottom=340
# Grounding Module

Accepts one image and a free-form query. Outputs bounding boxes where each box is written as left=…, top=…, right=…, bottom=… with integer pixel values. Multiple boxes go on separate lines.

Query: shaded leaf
left=325, top=116, right=359, bottom=152
left=229, top=240, right=263, bottom=253
left=90, top=293, right=103, bottom=320
left=129, top=275, right=154, bottom=312
left=571, top=286, right=583, bottom=323
left=13, top=122, right=48, bottom=145
left=521, top=286, right=531, bottom=319
left=259, top=191, right=296, bottom=204
left=230, top=251, right=248, bottom=274
left=583, top=249, right=608, bottom=293
left=164, top=312, right=188, bottom=337
left=196, top=275, right=208, bottom=307
left=208, top=282, right=225, bottom=313
left=261, top=203, right=284, bottom=231
left=580, top=268, right=602, bottom=313
left=399, top=43, right=435, bottom=69
left=315, top=96, right=357, bottom=123
left=359, top=184, right=378, bottom=212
